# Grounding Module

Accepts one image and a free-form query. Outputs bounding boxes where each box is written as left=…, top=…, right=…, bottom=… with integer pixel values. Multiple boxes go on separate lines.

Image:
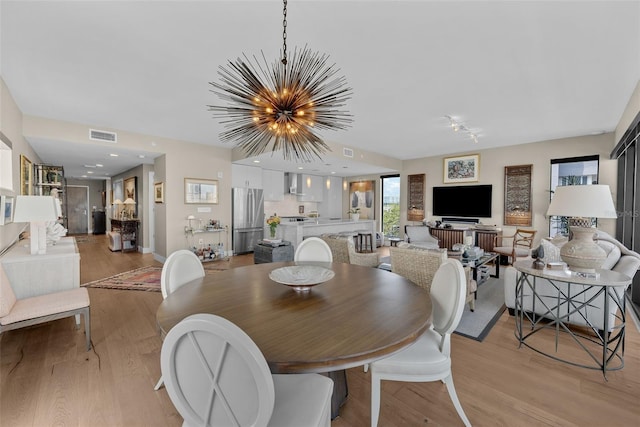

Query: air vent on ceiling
left=90, top=129, right=117, bottom=143
left=343, top=147, right=354, bottom=158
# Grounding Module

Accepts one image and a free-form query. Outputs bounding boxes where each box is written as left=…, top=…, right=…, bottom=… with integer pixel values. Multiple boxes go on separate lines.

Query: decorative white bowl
left=269, top=265, right=335, bottom=292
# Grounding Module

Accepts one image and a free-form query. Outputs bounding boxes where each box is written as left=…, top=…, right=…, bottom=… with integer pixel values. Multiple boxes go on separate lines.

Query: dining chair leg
left=444, top=374, right=472, bottom=427
left=154, top=376, right=164, bottom=391
left=370, top=374, right=381, bottom=427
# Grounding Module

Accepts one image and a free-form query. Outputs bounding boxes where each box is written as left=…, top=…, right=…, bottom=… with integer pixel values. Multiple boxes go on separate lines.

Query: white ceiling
left=2, top=1, right=639, bottom=179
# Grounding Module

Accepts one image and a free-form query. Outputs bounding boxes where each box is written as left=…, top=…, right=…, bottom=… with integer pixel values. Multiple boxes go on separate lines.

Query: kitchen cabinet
left=319, top=176, right=343, bottom=219
left=232, top=164, right=262, bottom=188
left=297, top=174, right=323, bottom=202
left=262, top=169, right=284, bottom=201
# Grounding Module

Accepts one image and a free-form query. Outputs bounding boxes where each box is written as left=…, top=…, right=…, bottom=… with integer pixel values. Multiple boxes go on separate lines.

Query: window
left=381, top=175, right=400, bottom=238
left=549, top=155, right=599, bottom=237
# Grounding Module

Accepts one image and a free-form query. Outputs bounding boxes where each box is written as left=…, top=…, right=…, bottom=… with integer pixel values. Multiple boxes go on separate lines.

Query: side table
left=388, top=237, right=403, bottom=247
left=254, top=241, right=294, bottom=264
left=513, top=261, right=631, bottom=378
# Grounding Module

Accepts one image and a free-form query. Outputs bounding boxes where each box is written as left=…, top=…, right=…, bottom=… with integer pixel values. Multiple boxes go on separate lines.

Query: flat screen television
left=432, top=185, right=492, bottom=218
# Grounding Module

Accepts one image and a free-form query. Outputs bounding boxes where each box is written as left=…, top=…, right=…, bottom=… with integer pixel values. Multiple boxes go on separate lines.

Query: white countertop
left=279, top=219, right=374, bottom=227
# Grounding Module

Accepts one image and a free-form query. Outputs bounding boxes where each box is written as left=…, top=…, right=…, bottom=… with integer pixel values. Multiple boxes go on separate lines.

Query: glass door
left=381, top=175, right=400, bottom=240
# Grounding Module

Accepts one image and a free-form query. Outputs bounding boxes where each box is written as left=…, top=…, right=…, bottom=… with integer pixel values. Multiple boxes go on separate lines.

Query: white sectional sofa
left=504, top=230, right=640, bottom=333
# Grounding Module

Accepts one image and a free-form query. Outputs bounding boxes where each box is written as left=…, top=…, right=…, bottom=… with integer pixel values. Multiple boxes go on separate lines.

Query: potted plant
left=267, top=213, right=281, bottom=239
left=348, top=207, right=360, bottom=221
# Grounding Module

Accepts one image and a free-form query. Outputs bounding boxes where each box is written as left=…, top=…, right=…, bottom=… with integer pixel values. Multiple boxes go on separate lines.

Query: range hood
left=285, top=173, right=305, bottom=196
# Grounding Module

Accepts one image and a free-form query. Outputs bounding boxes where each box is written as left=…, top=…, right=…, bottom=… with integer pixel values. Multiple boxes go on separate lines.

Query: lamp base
left=29, top=221, right=48, bottom=255
left=560, top=226, right=605, bottom=273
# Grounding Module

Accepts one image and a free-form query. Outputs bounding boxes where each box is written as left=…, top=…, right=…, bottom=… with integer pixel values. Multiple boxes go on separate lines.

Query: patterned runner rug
left=81, top=260, right=230, bottom=291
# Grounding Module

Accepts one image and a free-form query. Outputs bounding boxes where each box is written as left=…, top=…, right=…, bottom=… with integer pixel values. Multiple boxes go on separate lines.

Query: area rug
left=81, top=261, right=230, bottom=292
left=454, top=275, right=506, bottom=341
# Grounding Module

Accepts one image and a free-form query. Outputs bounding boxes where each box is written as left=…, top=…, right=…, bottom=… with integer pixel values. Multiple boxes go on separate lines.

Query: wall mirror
left=185, top=178, right=218, bottom=204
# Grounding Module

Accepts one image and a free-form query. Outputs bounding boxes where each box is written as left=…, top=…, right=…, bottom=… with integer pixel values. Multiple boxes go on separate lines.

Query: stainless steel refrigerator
left=232, top=188, right=264, bottom=254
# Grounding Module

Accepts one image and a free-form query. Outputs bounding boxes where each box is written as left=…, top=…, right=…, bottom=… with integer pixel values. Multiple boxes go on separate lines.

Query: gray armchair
left=404, top=225, right=439, bottom=249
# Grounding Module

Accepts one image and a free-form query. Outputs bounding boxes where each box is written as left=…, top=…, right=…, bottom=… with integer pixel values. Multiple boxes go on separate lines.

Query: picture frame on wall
left=443, top=154, right=479, bottom=184
left=154, top=182, right=164, bottom=203
left=20, top=155, right=32, bottom=195
left=504, top=164, right=533, bottom=226
left=0, top=195, right=14, bottom=225
left=184, top=178, right=218, bottom=204
left=348, top=180, right=375, bottom=219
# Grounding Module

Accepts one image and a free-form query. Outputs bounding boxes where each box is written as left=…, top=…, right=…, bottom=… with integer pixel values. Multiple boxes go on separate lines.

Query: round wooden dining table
left=156, top=261, right=432, bottom=417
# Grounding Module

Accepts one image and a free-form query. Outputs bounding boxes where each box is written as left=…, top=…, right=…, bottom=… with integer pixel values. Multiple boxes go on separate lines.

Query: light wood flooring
left=1, top=234, right=640, bottom=426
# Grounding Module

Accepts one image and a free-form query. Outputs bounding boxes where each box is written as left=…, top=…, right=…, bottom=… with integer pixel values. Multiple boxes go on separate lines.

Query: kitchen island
left=277, top=219, right=376, bottom=249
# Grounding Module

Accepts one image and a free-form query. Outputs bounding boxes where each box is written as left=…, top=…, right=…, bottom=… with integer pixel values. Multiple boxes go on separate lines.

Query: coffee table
left=458, top=252, right=500, bottom=285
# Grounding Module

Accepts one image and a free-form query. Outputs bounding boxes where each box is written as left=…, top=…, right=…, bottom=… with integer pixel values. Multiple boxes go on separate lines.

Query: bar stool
left=356, top=231, right=373, bottom=253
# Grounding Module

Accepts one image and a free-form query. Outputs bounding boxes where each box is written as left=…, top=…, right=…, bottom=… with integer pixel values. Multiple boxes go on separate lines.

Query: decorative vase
left=560, top=226, right=606, bottom=273
left=269, top=225, right=277, bottom=239
left=351, top=213, right=360, bottom=221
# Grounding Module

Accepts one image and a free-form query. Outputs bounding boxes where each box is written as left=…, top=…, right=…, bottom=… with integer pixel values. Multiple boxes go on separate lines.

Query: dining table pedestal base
left=324, top=370, right=348, bottom=420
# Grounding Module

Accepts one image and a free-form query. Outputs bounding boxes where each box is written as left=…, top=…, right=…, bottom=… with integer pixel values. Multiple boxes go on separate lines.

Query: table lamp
left=546, top=185, right=617, bottom=272
left=123, top=198, right=136, bottom=219
left=13, top=195, right=59, bottom=255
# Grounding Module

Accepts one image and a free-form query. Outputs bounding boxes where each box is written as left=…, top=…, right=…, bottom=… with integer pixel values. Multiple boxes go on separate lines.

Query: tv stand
left=429, top=226, right=502, bottom=252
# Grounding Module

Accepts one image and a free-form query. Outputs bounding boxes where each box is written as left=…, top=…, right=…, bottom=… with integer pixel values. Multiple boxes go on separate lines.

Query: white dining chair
left=161, top=313, right=333, bottom=427
left=154, top=249, right=205, bottom=391
left=369, top=259, right=472, bottom=427
left=294, top=237, right=333, bottom=262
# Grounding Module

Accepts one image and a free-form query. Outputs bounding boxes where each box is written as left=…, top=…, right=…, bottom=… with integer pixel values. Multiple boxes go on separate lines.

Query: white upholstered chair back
left=160, top=249, right=205, bottom=299
left=294, top=237, right=333, bottom=262
left=161, top=313, right=333, bottom=427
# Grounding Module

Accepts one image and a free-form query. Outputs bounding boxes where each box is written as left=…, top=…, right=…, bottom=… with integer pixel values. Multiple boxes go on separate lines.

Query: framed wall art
left=407, top=173, right=425, bottom=221
left=154, top=182, right=164, bottom=203
left=20, top=154, right=32, bottom=195
left=185, top=178, right=218, bottom=204
left=348, top=180, right=375, bottom=219
left=0, top=195, right=14, bottom=225
left=443, top=154, right=479, bottom=184
left=504, top=164, right=533, bottom=226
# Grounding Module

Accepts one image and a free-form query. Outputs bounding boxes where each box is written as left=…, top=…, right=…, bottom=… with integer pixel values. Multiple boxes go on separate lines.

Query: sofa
left=404, top=225, right=439, bottom=249
left=504, top=230, right=640, bottom=332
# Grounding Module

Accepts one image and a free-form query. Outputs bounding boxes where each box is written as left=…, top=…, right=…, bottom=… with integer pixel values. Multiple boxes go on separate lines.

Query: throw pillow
left=540, top=239, right=562, bottom=264
left=597, top=241, right=621, bottom=270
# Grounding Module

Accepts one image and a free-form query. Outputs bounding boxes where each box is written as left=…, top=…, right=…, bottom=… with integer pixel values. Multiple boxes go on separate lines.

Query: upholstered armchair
left=390, top=245, right=476, bottom=310
left=320, top=235, right=379, bottom=267
left=404, top=225, right=439, bottom=249
left=493, top=228, right=537, bottom=265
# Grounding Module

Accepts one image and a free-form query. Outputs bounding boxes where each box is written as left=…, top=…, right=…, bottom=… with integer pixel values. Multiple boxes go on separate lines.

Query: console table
left=513, top=261, right=631, bottom=378
left=0, top=237, right=80, bottom=299
left=429, top=227, right=501, bottom=251
left=111, top=219, right=139, bottom=253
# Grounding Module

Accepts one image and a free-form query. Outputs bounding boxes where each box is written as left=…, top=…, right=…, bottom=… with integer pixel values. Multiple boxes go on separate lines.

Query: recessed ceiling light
left=81, top=175, right=87, bottom=178
left=138, top=155, right=145, bottom=159
left=110, top=153, right=119, bottom=157
left=253, top=160, right=260, bottom=163
left=297, top=166, right=304, bottom=170
left=96, top=164, right=103, bottom=167
left=331, top=171, right=336, bottom=174
left=83, top=164, right=96, bottom=168
left=87, top=171, right=94, bottom=174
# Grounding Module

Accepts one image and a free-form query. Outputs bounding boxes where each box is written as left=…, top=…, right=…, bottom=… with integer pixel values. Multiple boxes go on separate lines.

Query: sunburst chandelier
left=208, top=0, right=353, bottom=162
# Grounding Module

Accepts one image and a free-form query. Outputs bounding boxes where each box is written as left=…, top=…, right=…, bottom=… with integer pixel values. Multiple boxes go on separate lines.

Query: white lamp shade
left=113, top=199, right=123, bottom=205
left=13, top=196, right=59, bottom=222
left=546, top=185, right=617, bottom=219
left=123, top=198, right=136, bottom=205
